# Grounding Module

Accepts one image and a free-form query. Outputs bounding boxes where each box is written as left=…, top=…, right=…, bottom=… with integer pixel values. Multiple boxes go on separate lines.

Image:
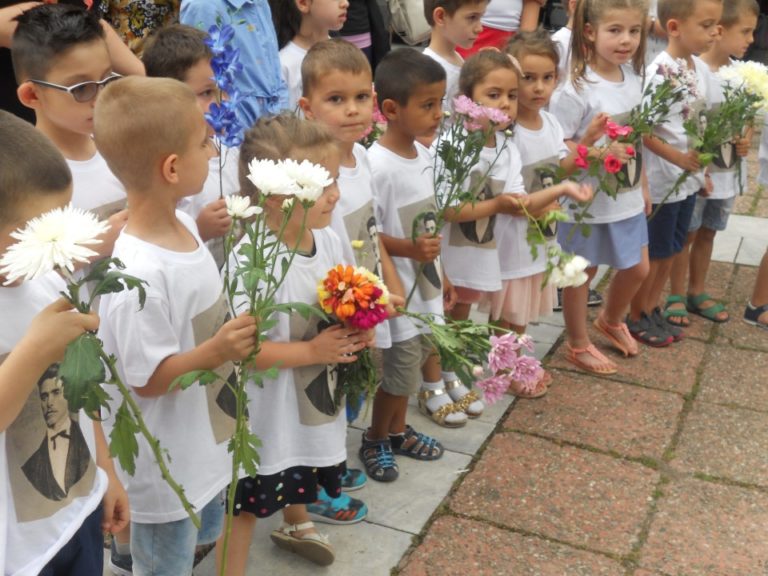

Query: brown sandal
left=593, top=314, right=639, bottom=357
left=565, top=342, right=618, bottom=375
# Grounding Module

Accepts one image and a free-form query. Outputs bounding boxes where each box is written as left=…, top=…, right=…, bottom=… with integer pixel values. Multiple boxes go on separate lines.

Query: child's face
left=390, top=81, right=446, bottom=140
left=439, top=2, right=486, bottom=49
left=470, top=66, right=518, bottom=129
left=300, top=70, right=374, bottom=145
left=588, top=8, right=644, bottom=69
left=297, top=145, right=341, bottom=230
left=174, top=109, right=215, bottom=197
left=0, top=188, right=72, bottom=286
left=184, top=58, right=218, bottom=113
left=673, top=0, right=722, bottom=55
left=717, top=14, right=758, bottom=59
left=303, top=0, right=350, bottom=32
left=22, top=39, right=113, bottom=136
left=517, top=53, right=558, bottom=114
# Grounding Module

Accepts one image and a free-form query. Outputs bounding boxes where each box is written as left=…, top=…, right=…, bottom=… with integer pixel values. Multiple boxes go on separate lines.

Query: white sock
left=421, top=380, right=452, bottom=411
left=441, top=371, right=458, bottom=382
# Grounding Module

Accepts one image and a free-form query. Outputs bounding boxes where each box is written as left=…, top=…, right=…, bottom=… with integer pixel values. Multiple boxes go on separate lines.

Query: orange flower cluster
left=318, top=265, right=389, bottom=329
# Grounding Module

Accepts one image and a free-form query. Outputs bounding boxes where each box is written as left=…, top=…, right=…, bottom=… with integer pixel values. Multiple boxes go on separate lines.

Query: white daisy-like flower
left=0, top=205, right=108, bottom=285
left=551, top=254, right=589, bottom=288
left=281, top=198, right=295, bottom=213
left=282, top=159, right=333, bottom=203
left=246, top=158, right=298, bottom=197
left=225, top=195, right=261, bottom=219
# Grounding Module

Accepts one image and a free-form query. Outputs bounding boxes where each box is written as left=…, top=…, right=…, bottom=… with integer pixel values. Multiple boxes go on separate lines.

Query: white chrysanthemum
left=0, top=205, right=108, bottom=285
left=551, top=255, right=589, bottom=288
left=225, top=195, right=261, bottom=219
left=719, top=60, right=768, bottom=109
left=246, top=158, right=298, bottom=197
left=281, top=198, right=295, bottom=213
left=282, top=159, right=333, bottom=203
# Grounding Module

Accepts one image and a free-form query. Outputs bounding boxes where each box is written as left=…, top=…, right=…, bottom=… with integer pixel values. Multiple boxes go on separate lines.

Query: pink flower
left=475, top=375, right=510, bottom=405
left=625, top=145, right=636, bottom=157
left=575, top=145, right=590, bottom=169
left=487, top=332, right=524, bottom=373
left=605, top=121, right=633, bottom=140
left=463, top=119, right=484, bottom=132
left=604, top=154, right=622, bottom=174
left=453, top=95, right=478, bottom=116
left=506, top=356, right=544, bottom=393
left=483, top=106, right=511, bottom=126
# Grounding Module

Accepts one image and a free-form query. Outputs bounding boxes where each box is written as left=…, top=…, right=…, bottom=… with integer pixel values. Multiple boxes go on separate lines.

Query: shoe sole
left=270, top=532, right=335, bottom=566
left=108, top=561, right=133, bottom=576
left=342, top=482, right=366, bottom=492
left=744, top=317, right=768, bottom=331
left=308, top=511, right=368, bottom=525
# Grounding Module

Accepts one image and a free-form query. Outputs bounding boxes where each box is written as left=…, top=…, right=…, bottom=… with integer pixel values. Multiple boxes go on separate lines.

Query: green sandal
left=687, top=293, right=729, bottom=323
left=664, top=294, right=690, bottom=327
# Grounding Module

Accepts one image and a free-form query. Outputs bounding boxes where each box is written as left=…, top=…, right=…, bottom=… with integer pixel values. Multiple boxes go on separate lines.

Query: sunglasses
left=29, top=73, right=123, bottom=103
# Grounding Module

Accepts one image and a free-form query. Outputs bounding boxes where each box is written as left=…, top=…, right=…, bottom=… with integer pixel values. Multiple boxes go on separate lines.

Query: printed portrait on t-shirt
left=706, top=103, right=737, bottom=172
left=191, top=295, right=238, bottom=444
left=523, top=159, right=562, bottom=239
left=450, top=173, right=503, bottom=248
left=342, top=201, right=383, bottom=277
left=289, top=314, right=342, bottom=426
left=3, top=358, right=96, bottom=522
left=398, top=199, right=442, bottom=302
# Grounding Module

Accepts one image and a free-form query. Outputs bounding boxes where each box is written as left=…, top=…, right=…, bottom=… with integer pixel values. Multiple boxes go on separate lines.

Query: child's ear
left=584, top=22, right=596, bottom=43
left=380, top=98, right=398, bottom=121
left=161, top=153, right=180, bottom=185
left=17, top=81, right=41, bottom=110
left=665, top=18, right=680, bottom=37
left=298, top=96, right=315, bottom=120
left=432, top=6, right=447, bottom=26
left=295, top=0, right=312, bottom=15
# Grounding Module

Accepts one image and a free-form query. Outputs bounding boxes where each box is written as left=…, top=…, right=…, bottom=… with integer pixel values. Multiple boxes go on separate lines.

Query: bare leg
left=666, top=231, right=696, bottom=325
left=749, top=249, right=768, bottom=324
left=449, top=301, right=472, bottom=322
left=688, top=227, right=728, bottom=320
left=646, top=255, right=675, bottom=315
left=604, top=249, right=650, bottom=325
left=369, top=389, right=408, bottom=439
left=629, top=257, right=659, bottom=321
left=216, top=513, right=256, bottom=576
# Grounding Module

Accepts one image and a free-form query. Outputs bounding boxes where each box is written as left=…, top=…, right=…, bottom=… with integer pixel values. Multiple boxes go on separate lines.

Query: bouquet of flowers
left=474, top=332, right=544, bottom=404
left=317, top=264, right=389, bottom=414
left=0, top=206, right=200, bottom=526
left=360, top=90, right=387, bottom=148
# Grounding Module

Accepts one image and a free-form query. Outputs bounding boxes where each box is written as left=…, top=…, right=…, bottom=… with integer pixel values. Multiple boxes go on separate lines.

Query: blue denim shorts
left=648, top=193, right=697, bottom=260
left=688, top=195, right=735, bottom=232
left=131, top=492, right=225, bottom=576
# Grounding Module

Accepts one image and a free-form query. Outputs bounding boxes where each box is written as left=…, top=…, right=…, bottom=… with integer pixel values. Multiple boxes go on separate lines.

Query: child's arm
left=560, top=113, right=632, bottom=174
left=0, top=2, right=37, bottom=48
left=137, top=313, right=257, bottom=398
left=501, top=181, right=593, bottom=217
left=196, top=199, right=232, bottom=242
left=643, top=134, right=701, bottom=172
left=93, top=420, right=130, bottom=535
left=0, top=299, right=98, bottom=432
left=519, top=0, right=546, bottom=32
left=100, top=20, right=145, bottom=77
left=443, top=195, right=513, bottom=223
left=381, top=233, right=441, bottom=263
left=379, top=239, right=406, bottom=316
left=253, top=324, right=372, bottom=371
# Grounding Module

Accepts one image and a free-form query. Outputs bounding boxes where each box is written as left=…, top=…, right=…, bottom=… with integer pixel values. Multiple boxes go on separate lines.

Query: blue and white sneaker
left=307, top=488, right=368, bottom=525
left=341, top=468, right=367, bottom=492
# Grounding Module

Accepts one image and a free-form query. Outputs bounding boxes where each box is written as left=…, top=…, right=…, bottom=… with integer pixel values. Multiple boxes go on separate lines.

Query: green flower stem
left=647, top=170, right=691, bottom=222
left=99, top=348, right=201, bottom=529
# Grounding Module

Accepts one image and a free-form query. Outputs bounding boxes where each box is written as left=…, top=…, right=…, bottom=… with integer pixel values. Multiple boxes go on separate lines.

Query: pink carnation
left=506, top=355, right=544, bottom=393
left=605, top=121, right=633, bottom=140
left=487, top=332, right=524, bottom=373
left=475, top=375, right=510, bottom=405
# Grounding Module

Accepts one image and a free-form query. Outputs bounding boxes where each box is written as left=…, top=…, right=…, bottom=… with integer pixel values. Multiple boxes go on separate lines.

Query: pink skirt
left=488, top=273, right=555, bottom=327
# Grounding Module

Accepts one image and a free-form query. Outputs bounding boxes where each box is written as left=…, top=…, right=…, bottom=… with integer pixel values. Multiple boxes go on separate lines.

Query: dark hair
left=459, top=49, right=519, bottom=97
left=269, top=0, right=302, bottom=49
left=12, top=3, right=105, bottom=82
left=301, top=38, right=372, bottom=97
left=423, top=0, right=488, bottom=26
left=720, top=0, right=760, bottom=28
left=142, top=24, right=212, bottom=81
left=506, top=29, right=560, bottom=70
left=374, top=48, right=446, bottom=106
left=0, top=111, right=71, bottom=227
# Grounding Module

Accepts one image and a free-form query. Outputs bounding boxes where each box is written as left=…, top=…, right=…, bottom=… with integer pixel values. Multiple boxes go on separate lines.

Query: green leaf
left=109, top=401, right=140, bottom=475
left=170, top=369, right=220, bottom=391
left=60, top=333, right=107, bottom=412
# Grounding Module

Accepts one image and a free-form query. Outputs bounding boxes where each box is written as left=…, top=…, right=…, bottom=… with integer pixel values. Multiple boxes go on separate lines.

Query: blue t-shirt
left=180, top=0, right=290, bottom=129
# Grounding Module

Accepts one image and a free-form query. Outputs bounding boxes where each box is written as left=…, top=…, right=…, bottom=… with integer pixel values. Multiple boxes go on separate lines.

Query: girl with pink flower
left=548, top=0, right=652, bottom=376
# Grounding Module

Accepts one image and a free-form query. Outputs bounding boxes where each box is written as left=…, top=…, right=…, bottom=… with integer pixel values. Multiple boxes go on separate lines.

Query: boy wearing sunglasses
left=13, top=3, right=128, bottom=261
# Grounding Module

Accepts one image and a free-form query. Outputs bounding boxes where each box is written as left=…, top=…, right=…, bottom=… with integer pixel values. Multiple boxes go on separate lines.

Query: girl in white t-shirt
left=549, top=0, right=651, bottom=376
left=224, top=115, right=374, bottom=571
left=274, top=0, right=351, bottom=110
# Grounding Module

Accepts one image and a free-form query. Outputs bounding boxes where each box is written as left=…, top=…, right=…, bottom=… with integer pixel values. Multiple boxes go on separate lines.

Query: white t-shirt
left=645, top=52, right=710, bottom=203
left=1, top=273, right=107, bottom=576
left=67, top=150, right=127, bottom=219
left=706, top=59, right=745, bottom=200
left=437, top=135, right=506, bottom=292
left=550, top=64, right=645, bottom=223
left=332, top=144, right=392, bottom=349
left=0, top=437, right=6, bottom=573
left=551, top=26, right=572, bottom=83
left=423, top=48, right=462, bottom=114
left=280, top=41, right=308, bottom=112
left=482, top=0, right=523, bottom=32
left=229, top=228, right=348, bottom=475
left=99, top=212, right=232, bottom=524
left=177, top=145, right=241, bottom=267
left=368, top=142, right=444, bottom=343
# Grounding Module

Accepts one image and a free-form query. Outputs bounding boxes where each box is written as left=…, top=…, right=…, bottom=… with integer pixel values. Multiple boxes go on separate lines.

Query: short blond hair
left=657, top=0, right=722, bottom=31
left=301, top=38, right=371, bottom=98
left=94, top=76, right=200, bottom=191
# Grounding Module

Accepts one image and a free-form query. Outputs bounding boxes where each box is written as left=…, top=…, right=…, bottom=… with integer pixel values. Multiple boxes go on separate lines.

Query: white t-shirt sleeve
left=549, top=84, right=588, bottom=140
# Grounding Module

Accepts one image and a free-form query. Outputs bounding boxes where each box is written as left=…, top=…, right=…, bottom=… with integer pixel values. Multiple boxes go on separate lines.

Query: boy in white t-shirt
left=0, top=110, right=128, bottom=576
left=550, top=0, right=576, bottom=82
left=93, top=76, right=258, bottom=576
left=14, top=4, right=128, bottom=261
left=423, top=0, right=488, bottom=115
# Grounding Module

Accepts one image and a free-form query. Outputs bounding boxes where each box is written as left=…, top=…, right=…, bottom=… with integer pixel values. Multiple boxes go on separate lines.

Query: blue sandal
left=389, top=425, right=444, bottom=461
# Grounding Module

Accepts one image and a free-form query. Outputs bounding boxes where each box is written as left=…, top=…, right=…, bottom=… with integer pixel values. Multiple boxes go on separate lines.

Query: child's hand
left=95, top=209, right=129, bottom=258
left=735, top=136, right=750, bottom=157
left=412, top=233, right=441, bottom=263
left=561, top=182, right=593, bottom=203
left=605, top=141, right=632, bottom=163
left=582, top=112, right=610, bottom=146
left=530, top=199, right=561, bottom=219
left=26, top=299, right=99, bottom=366
left=443, top=275, right=458, bottom=312
left=498, top=194, right=528, bottom=216
left=196, top=198, right=232, bottom=242
left=212, top=313, right=258, bottom=363
left=101, top=472, right=130, bottom=534
left=310, top=324, right=369, bottom=364
left=675, top=150, right=701, bottom=172
left=386, top=293, right=405, bottom=318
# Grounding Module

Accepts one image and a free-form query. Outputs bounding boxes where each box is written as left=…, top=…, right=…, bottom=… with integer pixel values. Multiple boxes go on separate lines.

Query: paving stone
left=398, top=516, right=625, bottom=576
left=736, top=235, right=768, bottom=266
left=450, top=433, right=658, bottom=556
left=720, top=265, right=768, bottom=352
left=733, top=193, right=755, bottom=215
left=641, top=477, right=768, bottom=576
left=504, top=370, right=682, bottom=460
left=753, top=197, right=768, bottom=218
left=711, top=231, right=741, bottom=263
left=697, top=346, right=768, bottom=411
left=674, top=401, right=768, bottom=487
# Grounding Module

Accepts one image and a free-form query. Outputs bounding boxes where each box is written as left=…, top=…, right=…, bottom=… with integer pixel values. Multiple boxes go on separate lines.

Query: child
left=423, top=0, right=488, bottom=112
left=366, top=49, right=462, bottom=467
left=745, top=248, right=768, bottom=329
left=0, top=109, right=128, bottom=576
left=550, top=0, right=652, bottom=375
left=457, top=0, right=545, bottom=56
left=629, top=0, right=722, bottom=344
left=222, top=114, right=372, bottom=572
left=93, top=76, right=258, bottom=576
left=271, top=0, right=350, bottom=110
left=13, top=4, right=128, bottom=262
left=143, top=23, right=240, bottom=267
left=667, top=0, right=759, bottom=325
left=299, top=39, right=408, bottom=486
left=551, top=0, right=576, bottom=82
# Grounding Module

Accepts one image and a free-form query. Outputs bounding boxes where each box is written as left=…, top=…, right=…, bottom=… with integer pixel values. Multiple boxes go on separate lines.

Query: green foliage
left=170, top=369, right=221, bottom=392
left=60, top=333, right=108, bottom=412
left=109, top=401, right=140, bottom=475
